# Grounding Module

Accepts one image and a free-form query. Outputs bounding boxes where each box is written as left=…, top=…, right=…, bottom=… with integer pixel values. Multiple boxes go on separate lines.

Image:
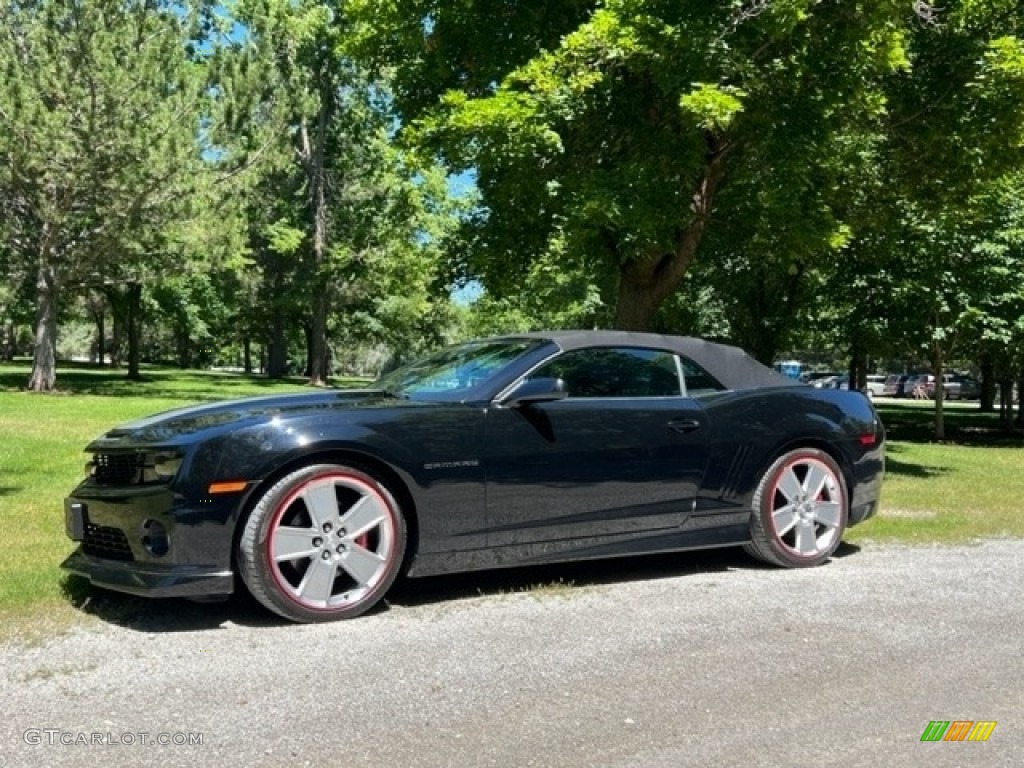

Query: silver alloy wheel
left=744, top=447, right=848, bottom=568
left=267, top=472, right=397, bottom=611
left=767, top=455, right=843, bottom=558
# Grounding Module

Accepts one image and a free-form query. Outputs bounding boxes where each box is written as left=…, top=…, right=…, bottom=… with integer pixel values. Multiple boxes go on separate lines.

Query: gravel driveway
left=3, top=540, right=1022, bottom=768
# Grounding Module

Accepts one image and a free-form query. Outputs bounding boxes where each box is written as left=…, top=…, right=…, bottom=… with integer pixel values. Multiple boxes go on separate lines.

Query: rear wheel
left=744, top=448, right=848, bottom=568
left=238, top=463, right=406, bottom=622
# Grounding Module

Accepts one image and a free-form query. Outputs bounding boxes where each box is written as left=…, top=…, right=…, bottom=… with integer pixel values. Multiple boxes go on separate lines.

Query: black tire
left=238, top=463, right=407, bottom=622
left=743, top=448, right=848, bottom=568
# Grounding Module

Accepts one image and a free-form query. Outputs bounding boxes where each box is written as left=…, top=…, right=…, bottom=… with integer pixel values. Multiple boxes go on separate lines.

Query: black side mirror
left=499, top=377, right=569, bottom=408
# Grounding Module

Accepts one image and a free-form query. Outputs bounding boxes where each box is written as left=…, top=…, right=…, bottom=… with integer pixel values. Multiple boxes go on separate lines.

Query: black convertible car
left=62, top=331, right=885, bottom=622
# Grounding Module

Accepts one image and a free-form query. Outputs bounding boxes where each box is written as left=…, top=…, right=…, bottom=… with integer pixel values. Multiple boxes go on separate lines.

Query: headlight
left=152, top=453, right=183, bottom=480
left=85, top=451, right=182, bottom=485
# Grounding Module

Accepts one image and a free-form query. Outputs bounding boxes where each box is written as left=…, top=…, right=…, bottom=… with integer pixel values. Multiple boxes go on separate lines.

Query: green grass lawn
left=1, top=365, right=1021, bottom=627
left=0, top=362, right=362, bottom=626
left=848, top=398, right=1024, bottom=543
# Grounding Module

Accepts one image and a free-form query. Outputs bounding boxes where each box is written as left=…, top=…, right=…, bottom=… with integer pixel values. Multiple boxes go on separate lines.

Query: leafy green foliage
left=0, top=0, right=1021, bottom=414
left=356, top=0, right=915, bottom=329
left=813, top=1, right=1024, bottom=436
left=0, top=0, right=210, bottom=389
left=209, top=0, right=464, bottom=381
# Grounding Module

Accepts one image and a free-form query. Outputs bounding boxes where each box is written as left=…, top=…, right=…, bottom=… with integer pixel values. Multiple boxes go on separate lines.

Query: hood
left=88, top=388, right=424, bottom=449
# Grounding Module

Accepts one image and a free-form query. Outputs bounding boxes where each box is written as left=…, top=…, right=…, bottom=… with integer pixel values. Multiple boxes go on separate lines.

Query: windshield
left=375, top=338, right=544, bottom=398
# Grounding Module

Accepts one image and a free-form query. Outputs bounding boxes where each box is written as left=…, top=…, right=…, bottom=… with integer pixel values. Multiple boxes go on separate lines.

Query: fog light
left=142, top=519, right=169, bottom=556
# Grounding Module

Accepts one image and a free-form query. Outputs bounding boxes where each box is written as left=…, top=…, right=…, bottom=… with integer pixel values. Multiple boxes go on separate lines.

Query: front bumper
left=61, top=549, right=234, bottom=598
left=61, top=481, right=245, bottom=599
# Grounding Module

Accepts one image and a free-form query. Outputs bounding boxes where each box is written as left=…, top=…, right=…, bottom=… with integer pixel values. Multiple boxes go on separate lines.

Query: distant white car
left=882, top=375, right=902, bottom=397
left=864, top=375, right=887, bottom=398
left=805, top=372, right=841, bottom=388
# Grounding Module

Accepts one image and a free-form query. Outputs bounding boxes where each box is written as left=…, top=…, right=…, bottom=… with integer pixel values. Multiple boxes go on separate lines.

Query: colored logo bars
left=920, top=721, right=997, bottom=742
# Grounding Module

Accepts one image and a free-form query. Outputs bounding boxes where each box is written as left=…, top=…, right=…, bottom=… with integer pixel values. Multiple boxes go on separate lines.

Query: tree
left=356, top=0, right=912, bottom=330
left=213, top=0, right=462, bottom=383
left=0, top=0, right=208, bottom=389
left=826, top=2, right=1024, bottom=438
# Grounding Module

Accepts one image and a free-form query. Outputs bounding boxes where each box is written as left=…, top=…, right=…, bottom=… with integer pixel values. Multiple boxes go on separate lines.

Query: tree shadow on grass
left=884, top=458, right=950, bottom=479
left=0, top=366, right=315, bottom=400
left=881, top=444, right=951, bottom=479
left=877, top=402, right=1024, bottom=447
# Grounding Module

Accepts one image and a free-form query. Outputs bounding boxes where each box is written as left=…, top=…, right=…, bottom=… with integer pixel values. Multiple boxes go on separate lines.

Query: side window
left=679, top=356, right=725, bottom=396
left=530, top=347, right=682, bottom=398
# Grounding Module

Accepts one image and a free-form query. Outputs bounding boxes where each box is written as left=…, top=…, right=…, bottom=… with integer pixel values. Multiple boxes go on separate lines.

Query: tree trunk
left=931, top=343, right=945, bottom=441
left=303, top=323, right=313, bottom=378
left=268, top=309, right=286, bottom=378
left=126, top=281, right=142, bottom=380
left=998, top=379, right=1013, bottom=424
left=300, top=63, right=335, bottom=387
left=1016, top=369, right=1024, bottom=428
left=309, top=290, right=329, bottom=386
left=979, top=356, right=995, bottom=412
left=106, top=287, right=126, bottom=368
left=848, top=343, right=867, bottom=394
left=749, top=335, right=779, bottom=368
left=612, top=135, right=731, bottom=331
left=88, top=292, right=107, bottom=366
left=1, top=320, right=13, bottom=362
left=28, top=260, right=59, bottom=392
left=243, top=337, right=252, bottom=374
left=176, top=322, right=191, bottom=369
left=267, top=263, right=287, bottom=378
left=94, top=306, right=105, bottom=366
left=305, top=123, right=330, bottom=386
left=614, top=274, right=664, bottom=331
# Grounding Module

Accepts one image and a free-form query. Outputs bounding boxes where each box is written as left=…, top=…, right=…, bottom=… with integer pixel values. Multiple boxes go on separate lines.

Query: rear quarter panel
left=695, top=386, right=884, bottom=522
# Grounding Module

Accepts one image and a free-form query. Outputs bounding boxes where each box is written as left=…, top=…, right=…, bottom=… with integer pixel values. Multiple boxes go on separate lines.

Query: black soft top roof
left=509, top=330, right=797, bottom=391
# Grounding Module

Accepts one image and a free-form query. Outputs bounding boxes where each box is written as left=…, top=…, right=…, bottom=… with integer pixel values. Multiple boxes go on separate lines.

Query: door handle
left=667, top=418, right=701, bottom=434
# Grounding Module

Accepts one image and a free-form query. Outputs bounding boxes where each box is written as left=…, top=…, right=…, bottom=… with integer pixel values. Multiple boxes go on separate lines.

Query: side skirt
left=407, top=519, right=750, bottom=578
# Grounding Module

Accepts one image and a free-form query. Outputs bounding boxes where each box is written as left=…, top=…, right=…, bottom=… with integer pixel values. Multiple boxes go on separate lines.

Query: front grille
left=83, top=524, right=134, bottom=561
left=92, top=453, right=142, bottom=485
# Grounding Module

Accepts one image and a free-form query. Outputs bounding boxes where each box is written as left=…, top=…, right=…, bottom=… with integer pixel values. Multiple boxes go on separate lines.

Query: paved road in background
left=3, top=540, right=1022, bottom=767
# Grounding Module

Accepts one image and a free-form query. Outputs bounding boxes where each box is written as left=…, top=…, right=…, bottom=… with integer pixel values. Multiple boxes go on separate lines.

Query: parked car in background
left=864, top=375, right=887, bottom=398
left=953, top=375, right=981, bottom=400
left=882, top=375, right=901, bottom=397
left=904, top=374, right=930, bottom=399
left=923, top=373, right=981, bottom=400
left=801, top=371, right=840, bottom=387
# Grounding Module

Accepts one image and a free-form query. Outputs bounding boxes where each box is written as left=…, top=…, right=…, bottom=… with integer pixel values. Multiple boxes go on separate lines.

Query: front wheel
left=238, top=463, right=407, bottom=622
left=743, top=448, right=848, bottom=568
